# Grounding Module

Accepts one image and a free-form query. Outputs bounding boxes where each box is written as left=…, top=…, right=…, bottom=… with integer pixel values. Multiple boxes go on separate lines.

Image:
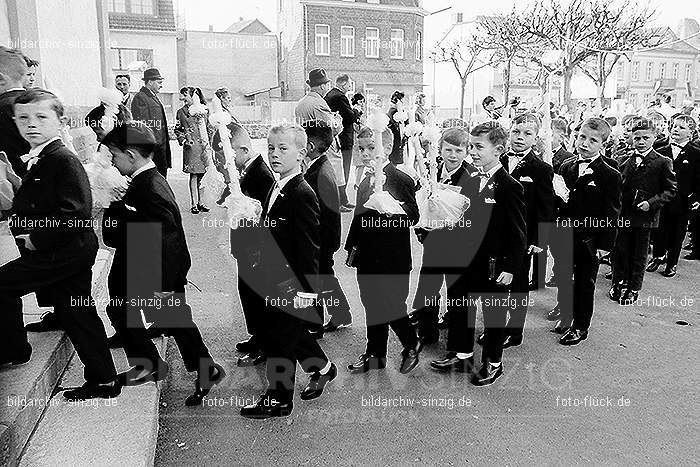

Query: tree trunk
left=460, top=77, right=467, bottom=119
left=502, top=59, right=512, bottom=108
left=562, top=67, right=574, bottom=110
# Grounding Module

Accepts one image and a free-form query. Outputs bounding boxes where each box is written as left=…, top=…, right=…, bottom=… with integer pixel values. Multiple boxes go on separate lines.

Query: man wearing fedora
left=131, top=68, right=172, bottom=177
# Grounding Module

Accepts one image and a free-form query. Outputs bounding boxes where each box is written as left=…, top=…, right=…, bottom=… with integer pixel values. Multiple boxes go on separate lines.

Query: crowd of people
left=1, top=44, right=699, bottom=422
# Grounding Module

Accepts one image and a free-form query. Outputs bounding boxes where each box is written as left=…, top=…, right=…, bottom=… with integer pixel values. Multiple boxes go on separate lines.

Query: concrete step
left=0, top=248, right=112, bottom=467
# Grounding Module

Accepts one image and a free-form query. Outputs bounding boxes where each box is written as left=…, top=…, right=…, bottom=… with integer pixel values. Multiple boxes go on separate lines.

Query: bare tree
left=475, top=10, right=536, bottom=107
left=431, top=35, right=497, bottom=119
left=578, top=3, right=665, bottom=107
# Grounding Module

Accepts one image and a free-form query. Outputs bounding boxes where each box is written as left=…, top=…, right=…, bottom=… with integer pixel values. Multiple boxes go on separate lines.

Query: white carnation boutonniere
left=582, top=168, right=594, bottom=176
left=487, top=182, right=494, bottom=191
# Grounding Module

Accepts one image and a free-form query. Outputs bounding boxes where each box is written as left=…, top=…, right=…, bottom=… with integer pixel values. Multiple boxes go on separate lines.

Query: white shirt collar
left=577, top=154, right=600, bottom=164
left=635, top=148, right=653, bottom=158
left=441, top=163, right=460, bottom=180
left=277, top=168, right=301, bottom=191
left=25, top=136, right=61, bottom=159
left=131, top=160, right=156, bottom=179
left=242, top=155, right=258, bottom=172
left=484, top=164, right=501, bottom=178
left=5, top=87, right=26, bottom=93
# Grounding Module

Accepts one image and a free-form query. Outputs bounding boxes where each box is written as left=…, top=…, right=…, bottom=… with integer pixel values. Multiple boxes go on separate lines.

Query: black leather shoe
left=646, top=257, right=665, bottom=272
left=547, top=306, right=561, bottom=321
left=470, top=361, right=503, bottom=386
left=545, top=278, right=557, bottom=288
left=309, top=328, right=324, bottom=339
left=107, top=333, right=124, bottom=349
left=216, top=185, right=231, bottom=205
left=551, top=319, right=571, bottom=335
left=0, top=343, right=32, bottom=367
left=608, top=284, right=623, bottom=302
left=63, top=381, right=121, bottom=401
left=503, top=335, right=523, bottom=349
left=399, top=342, right=423, bottom=374
left=429, top=352, right=474, bottom=373
left=185, top=362, right=227, bottom=406
left=661, top=265, right=677, bottom=277
left=25, top=312, right=61, bottom=332
left=118, top=361, right=169, bottom=386
left=240, top=395, right=293, bottom=419
left=237, top=350, right=267, bottom=367
left=559, top=328, right=588, bottom=346
left=684, top=252, right=700, bottom=260
left=300, top=363, right=337, bottom=400
left=476, top=332, right=485, bottom=346
left=322, top=319, right=351, bottom=332
left=619, top=289, right=638, bottom=306
left=348, top=353, right=386, bottom=374
left=604, top=271, right=613, bottom=280
left=235, top=337, right=258, bottom=353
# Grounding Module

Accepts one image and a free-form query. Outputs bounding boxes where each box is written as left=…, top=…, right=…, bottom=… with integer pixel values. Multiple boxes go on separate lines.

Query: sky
left=179, top=0, right=700, bottom=36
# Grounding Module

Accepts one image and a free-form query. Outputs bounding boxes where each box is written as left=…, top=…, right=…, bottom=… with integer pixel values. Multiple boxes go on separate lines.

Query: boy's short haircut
left=581, top=117, right=612, bottom=142
left=214, top=87, right=229, bottom=99
left=551, top=118, right=568, bottom=135
left=336, top=74, right=350, bottom=85
left=512, top=112, right=541, bottom=132
left=356, top=126, right=394, bottom=148
left=0, top=46, right=28, bottom=83
left=621, top=114, right=637, bottom=127
left=115, top=73, right=130, bottom=82
left=604, top=116, right=618, bottom=127
left=482, top=95, right=496, bottom=108
left=440, top=127, right=469, bottom=150
left=304, top=121, right=334, bottom=154
left=672, top=114, right=698, bottom=132
left=269, top=123, right=307, bottom=150
left=14, top=89, right=64, bottom=117
left=102, top=122, right=157, bottom=157
left=630, top=117, right=657, bottom=134
left=470, top=121, right=508, bottom=148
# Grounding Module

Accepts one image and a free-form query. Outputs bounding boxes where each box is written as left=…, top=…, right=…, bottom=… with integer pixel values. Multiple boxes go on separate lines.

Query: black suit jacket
left=131, top=87, right=172, bottom=170
left=558, top=157, right=622, bottom=251
left=619, top=150, right=677, bottom=228
left=464, top=167, right=527, bottom=278
left=10, top=140, right=95, bottom=253
left=0, top=89, right=31, bottom=177
left=230, top=155, right=275, bottom=260
left=259, top=174, right=320, bottom=295
left=345, top=162, right=419, bottom=274
left=552, top=146, right=575, bottom=173
left=503, top=150, right=555, bottom=248
left=667, top=141, right=700, bottom=214
left=304, top=154, right=341, bottom=256
left=103, top=167, right=190, bottom=292
left=419, top=161, right=477, bottom=269
left=325, top=88, right=354, bottom=150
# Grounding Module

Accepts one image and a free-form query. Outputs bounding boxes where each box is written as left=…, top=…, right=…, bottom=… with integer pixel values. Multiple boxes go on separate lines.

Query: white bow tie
left=20, top=151, right=41, bottom=170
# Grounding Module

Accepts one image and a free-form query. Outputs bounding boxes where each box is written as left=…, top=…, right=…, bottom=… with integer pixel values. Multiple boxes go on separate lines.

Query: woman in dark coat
left=386, top=90, right=407, bottom=165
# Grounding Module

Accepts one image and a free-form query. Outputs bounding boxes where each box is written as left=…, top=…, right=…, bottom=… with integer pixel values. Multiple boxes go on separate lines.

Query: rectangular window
left=365, top=27, right=379, bottom=58
left=659, top=62, right=666, bottom=79
left=315, top=24, right=330, bottom=56
left=631, top=61, right=639, bottom=81
left=112, top=48, right=153, bottom=70
left=616, top=63, right=624, bottom=79
left=685, top=63, right=692, bottom=82
left=341, top=26, right=355, bottom=57
left=645, top=62, right=653, bottom=81
left=673, top=63, right=679, bottom=79
left=416, top=31, right=422, bottom=60
left=130, top=0, right=153, bottom=15
left=390, top=29, right=404, bottom=59
left=109, top=0, right=126, bottom=12
left=629, top=93, right=637, bottom=108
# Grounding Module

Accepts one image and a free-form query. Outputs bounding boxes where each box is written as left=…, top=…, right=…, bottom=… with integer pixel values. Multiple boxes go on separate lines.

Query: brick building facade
left=278, top=0, right=427, bottom=103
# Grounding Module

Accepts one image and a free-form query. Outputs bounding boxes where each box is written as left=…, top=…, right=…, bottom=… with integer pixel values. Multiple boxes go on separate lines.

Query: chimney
left=208, top=24, right=214, bottom=32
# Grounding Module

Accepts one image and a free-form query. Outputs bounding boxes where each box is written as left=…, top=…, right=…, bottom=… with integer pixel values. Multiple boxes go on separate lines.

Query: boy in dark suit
left=412, top=128, right=476, bottom=345
left=0, top=89, right=119, bottom=400
left=0, top=47, right=30, bottom=177
left=610, top=118, right=677, bottom=305
left=552, top=118, right=622, bottom=345
left=434, top=122, right=526, bottom=385
left=101, top=123, right=225, bottom=406
left=241, top=124, right=336, bottom=419
left=303, top=123, right=352, bottom=333
left=212, top=123, right=275, bottom=367
left=485, top=113, right=552, bottom=348
left=647, top=115, right=700, bottom=276
left=345, top=126, right=422, bottom=375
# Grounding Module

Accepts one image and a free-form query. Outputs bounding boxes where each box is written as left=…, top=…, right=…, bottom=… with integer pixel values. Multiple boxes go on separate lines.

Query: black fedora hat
left=306, top=68, right=330, bottom=87
left=142, top=68, right=164, bottom=81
